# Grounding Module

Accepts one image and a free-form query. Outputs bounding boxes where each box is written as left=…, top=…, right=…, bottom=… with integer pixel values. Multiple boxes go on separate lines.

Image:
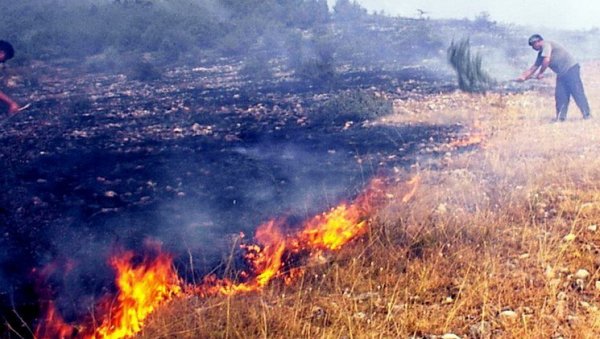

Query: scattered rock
left=442, top=296, right=454, bottom=304
left=563, top=233, right=576, bottom=242
left=441, top=334, right=461, bottom=339
left=499, top=310, right=518, bottom=320
left=588, top=224, right=598, bottom=232
left=574, top=269, right=590, bottom=280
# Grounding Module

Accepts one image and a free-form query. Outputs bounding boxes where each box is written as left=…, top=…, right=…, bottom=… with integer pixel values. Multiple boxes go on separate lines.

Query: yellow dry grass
left=136, top=61, right=600, bottom=339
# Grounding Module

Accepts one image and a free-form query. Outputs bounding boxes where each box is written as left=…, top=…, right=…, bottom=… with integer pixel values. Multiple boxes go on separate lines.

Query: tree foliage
left=0, top=0, right=330, bottom=62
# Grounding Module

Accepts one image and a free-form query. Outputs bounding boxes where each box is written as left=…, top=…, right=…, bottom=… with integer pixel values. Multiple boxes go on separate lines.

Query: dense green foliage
left=0, top=0, right=330, bottom=62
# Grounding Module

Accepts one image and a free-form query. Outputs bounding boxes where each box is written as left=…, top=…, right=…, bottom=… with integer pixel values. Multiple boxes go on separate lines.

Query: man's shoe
left=583, top=114, right=591, bottom=120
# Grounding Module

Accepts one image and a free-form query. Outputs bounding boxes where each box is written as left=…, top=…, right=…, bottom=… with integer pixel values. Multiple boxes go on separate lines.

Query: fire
left=197, top=177, right=389, bottom=297
left=35, top=302, right=76, bottom=339
left=207, top=220, right=288, bottom=295
left=448, top=133, right=484, bottom=148
left=34, top=252, right=181, bottom=339
left=300, top=203, right=368, bottom=251
left=449, top=120, right=485, bottom=149
left=91, top=252, right=182, bottom=339
left=36, top=176, right=421, bottom=337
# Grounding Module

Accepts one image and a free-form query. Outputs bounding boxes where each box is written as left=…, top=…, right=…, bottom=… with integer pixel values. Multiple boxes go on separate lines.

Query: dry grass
left=136, top=62, right=600, bottom=338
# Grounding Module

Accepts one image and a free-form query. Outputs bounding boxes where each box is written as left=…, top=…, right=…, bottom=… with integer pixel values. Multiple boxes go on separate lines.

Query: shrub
left=447, top=38, right=495, bottom=93
left=239, top=53, right=273, bottom=81
left=126, top=60, right=162, bottom=82
left=310, top=90, right=393, bottom=125
left=286, top=29, right=337, bottom=86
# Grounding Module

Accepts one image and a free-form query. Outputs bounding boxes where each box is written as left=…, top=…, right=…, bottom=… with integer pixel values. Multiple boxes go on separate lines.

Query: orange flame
left=196, top=177, right=388, bottom=297
left=35, top=302, right=76, bottom=339
left=448, top=133, right=484, bottom=148
left=90, top=252, right=181, bottom=339
left=299, top=203, right=368, bottom=251
left=37, top=176, right=421, bottom=337
left=208, top=220, right=288, bottom=296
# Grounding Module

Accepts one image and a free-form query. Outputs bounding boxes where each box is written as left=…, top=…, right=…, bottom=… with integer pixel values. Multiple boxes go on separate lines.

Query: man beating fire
left=516, top=34, right=591, bottom=122
left=0, top=40, right=21, bottom=115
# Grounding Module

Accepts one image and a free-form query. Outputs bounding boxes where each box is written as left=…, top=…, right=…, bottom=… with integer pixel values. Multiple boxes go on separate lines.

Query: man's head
left=528, top=34, right=544, bottom=50
left=0, top=40, right=15, bottom=63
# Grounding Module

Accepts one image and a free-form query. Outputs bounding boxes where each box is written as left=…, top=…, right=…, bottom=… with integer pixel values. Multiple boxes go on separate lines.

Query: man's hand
left=515, top=76, right=526, bottom=82
left=7, top=102, right=20, bottom=115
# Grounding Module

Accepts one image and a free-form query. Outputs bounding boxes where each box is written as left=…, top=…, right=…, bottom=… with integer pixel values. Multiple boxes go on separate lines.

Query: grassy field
left=134, top=62, right=600, bottom=338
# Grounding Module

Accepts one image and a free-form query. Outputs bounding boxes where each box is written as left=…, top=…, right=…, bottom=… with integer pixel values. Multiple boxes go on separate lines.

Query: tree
left=333, top=0, right=367, bottom=22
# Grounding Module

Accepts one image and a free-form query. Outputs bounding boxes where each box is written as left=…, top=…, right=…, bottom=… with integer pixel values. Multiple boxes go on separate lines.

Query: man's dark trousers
left=555, top=64, right=591, bottom=120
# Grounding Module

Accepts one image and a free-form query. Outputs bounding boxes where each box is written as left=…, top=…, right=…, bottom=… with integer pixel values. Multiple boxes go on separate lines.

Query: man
left=517, top=34, right=591, bottom=121
left=0, top=40, right=21, bottom=115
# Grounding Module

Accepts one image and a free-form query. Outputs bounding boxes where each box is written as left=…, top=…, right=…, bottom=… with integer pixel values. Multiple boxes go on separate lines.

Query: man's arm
left=0, top=90, right=19, bottom=114
left=516, top=64, right=540, bottom=82
left=535, top=56, right=551, bottom=79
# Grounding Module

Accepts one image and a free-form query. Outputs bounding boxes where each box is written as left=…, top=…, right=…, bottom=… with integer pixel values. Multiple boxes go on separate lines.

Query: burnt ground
left=0, top=60, right=464, bottom=330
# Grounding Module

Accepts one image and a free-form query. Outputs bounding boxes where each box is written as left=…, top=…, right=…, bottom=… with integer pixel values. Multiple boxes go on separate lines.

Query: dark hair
left=528, top=34, right=543, bottom=46
left=0, top=40, right=15, bottom=60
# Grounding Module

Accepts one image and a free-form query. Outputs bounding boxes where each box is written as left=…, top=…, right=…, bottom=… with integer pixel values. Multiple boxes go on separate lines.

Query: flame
left=448, top=133, right=484, bottom=148
left=90, top=252, right=181, bottom=339
left=36, top=176, right=421, bottom=338
left=35, top=302, right=76, bottom=339
left=299, top=203, right=368, bottom=251
left=196, top=177, right=388, bottom=297
left=209, top=220, right=288, bottom=295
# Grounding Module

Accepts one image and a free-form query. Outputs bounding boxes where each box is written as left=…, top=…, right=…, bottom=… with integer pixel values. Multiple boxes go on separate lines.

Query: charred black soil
left=0, top=61, right=464, bottom=332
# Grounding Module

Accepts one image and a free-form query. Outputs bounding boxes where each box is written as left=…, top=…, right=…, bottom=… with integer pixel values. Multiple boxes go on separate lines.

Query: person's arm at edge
left=0, top=90, right=19, bottom=114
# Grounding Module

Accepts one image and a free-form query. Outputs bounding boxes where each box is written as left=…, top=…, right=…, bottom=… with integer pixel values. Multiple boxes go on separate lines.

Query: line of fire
left=33, top=172, right=456, bottom=338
